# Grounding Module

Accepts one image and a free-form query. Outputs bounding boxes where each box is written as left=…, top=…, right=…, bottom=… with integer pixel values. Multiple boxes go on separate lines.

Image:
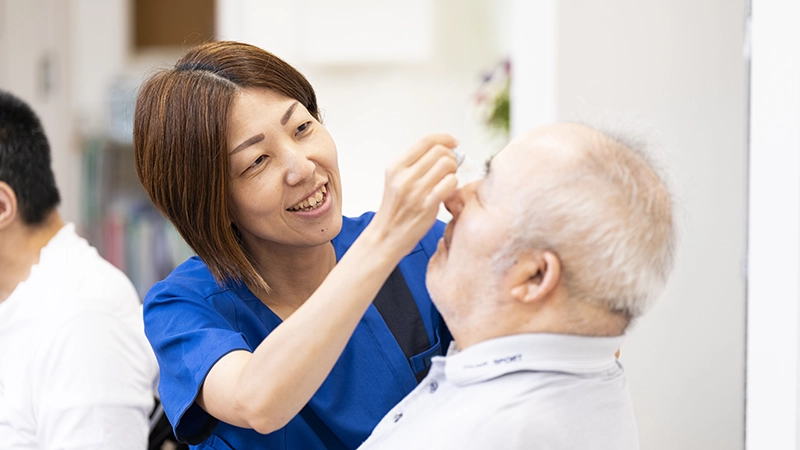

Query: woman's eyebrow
left=281, top=102, right=298, bottom=126
left=231, top=133, right=265, bottom=154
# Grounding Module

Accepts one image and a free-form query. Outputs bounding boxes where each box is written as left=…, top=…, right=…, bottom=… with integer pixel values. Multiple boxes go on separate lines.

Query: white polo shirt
left=358, top=333, right=639, bottom=450
left=0, top=224, right=159, bottom=449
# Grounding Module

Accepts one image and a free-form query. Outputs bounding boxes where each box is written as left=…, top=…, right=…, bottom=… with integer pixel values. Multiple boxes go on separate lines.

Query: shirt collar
left=442, top=333, right=625, bottom=386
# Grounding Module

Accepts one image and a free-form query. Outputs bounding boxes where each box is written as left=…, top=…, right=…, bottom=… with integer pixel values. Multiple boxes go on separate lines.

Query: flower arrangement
left=475, top=59, right=511, bottom=137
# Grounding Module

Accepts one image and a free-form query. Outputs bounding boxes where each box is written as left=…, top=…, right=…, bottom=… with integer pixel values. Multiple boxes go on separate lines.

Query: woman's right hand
left=368, top=134, right=459, bottom=256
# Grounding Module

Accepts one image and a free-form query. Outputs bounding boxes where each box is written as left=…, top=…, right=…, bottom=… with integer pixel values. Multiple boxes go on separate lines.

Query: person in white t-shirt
left=359, top=123, right=677, bottom=450
left=0, top=89, right=159, bottom=449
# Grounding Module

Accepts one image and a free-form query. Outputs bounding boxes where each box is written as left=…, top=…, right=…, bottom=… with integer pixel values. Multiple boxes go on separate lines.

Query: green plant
left=475, top=59, right=511, bottom=137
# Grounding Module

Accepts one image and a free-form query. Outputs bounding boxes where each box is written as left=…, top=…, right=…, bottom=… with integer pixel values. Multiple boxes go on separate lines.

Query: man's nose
left=444, top=187, right=465, bottom=219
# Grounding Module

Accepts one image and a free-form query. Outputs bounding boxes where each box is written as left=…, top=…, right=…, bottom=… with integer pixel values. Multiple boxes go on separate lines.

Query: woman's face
left=226, top=88, right=343, bottom=254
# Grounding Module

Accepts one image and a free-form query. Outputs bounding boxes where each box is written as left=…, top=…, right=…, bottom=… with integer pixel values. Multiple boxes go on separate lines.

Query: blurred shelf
left=81, top=137, right=193, bottom=299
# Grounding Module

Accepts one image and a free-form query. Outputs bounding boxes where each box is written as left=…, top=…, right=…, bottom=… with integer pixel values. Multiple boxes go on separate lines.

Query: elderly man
left=0, top=90, right=158, bottom=449
left=359, top=123, right=675, bottom=449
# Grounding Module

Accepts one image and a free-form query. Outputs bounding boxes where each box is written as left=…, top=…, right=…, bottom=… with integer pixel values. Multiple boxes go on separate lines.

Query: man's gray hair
left=494, top=123, right=676, bottom=319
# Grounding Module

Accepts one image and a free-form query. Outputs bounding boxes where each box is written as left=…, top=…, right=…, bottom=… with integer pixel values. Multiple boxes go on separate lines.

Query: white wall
left=69, top=0, right=129, bottom=136
left=0, top=0, right=76, bottom=221
left=555, top=1, right=747, bottom=448
left=747, top=1, right=800, bottom=448
left=0, top=1, right=7, bottom=88
left=0, top=0, right=133, bottom=224
left=509, top=0, right=557, bottom=135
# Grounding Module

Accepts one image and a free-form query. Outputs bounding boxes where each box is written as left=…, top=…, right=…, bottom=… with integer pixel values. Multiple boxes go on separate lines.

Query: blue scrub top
left=143, top=213, right=447, bottom=449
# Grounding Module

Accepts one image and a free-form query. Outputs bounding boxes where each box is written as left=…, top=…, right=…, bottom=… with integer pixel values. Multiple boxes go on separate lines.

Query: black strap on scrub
left=299, top=405, right=348, bottom=450
left=372, top=266, right=434, bottom=382
left=300, top=266, right=434, bottom=448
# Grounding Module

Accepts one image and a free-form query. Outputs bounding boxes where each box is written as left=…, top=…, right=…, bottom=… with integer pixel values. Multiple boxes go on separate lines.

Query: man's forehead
left=494, top=130, right=580, bottom=172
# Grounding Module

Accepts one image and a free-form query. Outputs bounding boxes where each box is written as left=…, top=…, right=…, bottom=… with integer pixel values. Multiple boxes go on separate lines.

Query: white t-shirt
left=359, top=333, right=639, bottom=450
left=0, top=224, right=159, bottom=449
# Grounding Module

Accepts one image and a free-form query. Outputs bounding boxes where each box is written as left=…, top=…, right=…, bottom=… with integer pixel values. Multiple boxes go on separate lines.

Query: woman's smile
left=287, top=183, right=328, bottom=212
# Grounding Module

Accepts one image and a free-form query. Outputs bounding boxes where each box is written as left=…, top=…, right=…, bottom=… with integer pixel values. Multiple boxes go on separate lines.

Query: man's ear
left=508, top=250, right=561, bottom=304
left=0, top=182, right=18, bottom=231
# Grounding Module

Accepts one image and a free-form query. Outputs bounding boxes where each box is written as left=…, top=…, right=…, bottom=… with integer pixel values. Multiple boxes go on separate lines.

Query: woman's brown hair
left=133, top=41, right=320, bottom=291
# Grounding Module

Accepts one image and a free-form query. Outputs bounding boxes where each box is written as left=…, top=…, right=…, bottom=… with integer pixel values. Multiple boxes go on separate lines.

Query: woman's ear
left=509, top=250, right=561, bottom=304
left=0, top=182, right=18, bottom=230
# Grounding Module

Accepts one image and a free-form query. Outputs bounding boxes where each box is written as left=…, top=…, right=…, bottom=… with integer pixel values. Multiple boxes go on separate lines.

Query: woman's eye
left=296, top=121, right=311, bottom=135
left=250, top=155, right=266, bottom=168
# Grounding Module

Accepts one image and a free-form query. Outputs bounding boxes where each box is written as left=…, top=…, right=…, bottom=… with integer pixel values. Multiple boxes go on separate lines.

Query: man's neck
left=448, top=296, right=628, bottom=351
left=0, top=211, right=64, bottom=304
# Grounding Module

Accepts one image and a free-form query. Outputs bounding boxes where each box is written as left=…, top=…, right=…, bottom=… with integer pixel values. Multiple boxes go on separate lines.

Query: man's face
left=426, top=128, right=577, bottom=323
left=426, top=138, right=531, bottom=321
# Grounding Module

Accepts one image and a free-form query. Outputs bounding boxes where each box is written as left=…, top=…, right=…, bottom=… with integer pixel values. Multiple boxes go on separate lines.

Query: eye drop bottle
left=453, top=150, right=485, bottom=187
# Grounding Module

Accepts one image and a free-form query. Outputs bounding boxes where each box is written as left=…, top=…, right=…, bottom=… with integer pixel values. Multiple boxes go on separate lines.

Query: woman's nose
left=284, top=149, right=316, bottom=186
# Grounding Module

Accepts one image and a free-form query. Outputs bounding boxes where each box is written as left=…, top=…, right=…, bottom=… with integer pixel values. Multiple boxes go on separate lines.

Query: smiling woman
left=133, top=41, right=458, bottom=449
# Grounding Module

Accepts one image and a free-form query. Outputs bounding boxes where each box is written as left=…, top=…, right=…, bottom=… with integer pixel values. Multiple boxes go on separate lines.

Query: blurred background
left=2, top=0, right=798, bottom=449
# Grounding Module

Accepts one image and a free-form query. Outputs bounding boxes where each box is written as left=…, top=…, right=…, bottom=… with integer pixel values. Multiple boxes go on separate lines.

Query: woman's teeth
left=288, top=185, right=327, bottom=212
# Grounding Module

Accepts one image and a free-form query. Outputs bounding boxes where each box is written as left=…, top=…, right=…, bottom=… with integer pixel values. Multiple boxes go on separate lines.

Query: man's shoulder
left=76, top=254, right=140, bottom=306
left=28, top=225, right=140, bottom=313
left=462, top=369, right=638, bottom=449
left=405, top=370, right=636, bottom=449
